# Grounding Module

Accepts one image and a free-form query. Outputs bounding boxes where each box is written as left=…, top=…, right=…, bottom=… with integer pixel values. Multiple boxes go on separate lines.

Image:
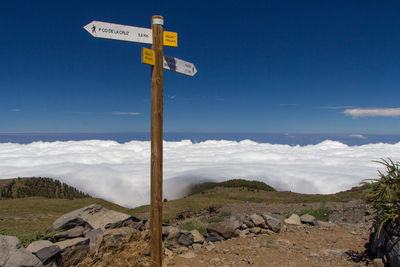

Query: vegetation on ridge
left=0, top=177, right=90, bottom=200
left=189, top=179, right=276, bottom=195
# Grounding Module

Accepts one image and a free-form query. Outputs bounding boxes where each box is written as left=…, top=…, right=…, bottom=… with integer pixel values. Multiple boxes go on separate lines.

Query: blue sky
left=1, top=0, right=400, bottom=134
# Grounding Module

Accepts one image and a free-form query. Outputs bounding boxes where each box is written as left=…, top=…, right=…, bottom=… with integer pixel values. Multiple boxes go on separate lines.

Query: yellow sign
left=163, top=31, right=178, bottom=47
left=142, top=47, right=155, bottom=65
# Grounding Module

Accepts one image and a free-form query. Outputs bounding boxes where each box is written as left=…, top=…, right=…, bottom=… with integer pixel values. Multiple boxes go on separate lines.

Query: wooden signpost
left=84, top=16, right=197, bottom=267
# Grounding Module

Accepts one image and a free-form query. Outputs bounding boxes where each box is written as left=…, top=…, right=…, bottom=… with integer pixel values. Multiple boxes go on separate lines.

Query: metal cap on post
left=150, top=15, right=164, bottom=267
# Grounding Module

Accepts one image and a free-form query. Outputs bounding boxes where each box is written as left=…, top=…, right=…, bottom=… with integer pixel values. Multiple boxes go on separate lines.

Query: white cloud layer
left=0, top=140, right=399, bottom=208
left=344, top=108, right=400, bottom=118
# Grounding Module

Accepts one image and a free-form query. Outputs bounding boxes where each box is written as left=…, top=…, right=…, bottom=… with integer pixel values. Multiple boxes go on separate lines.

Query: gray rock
left=205, top=232, right=224, bottom=242
left=0, top=235, right=22, bottom=265
left=243, top=216, right=255, bottom=228
left=56, top=237, right=89, bottom=267
left=262, top=213, right=282, bottom=232
left=190, top=230, right=205, bottom=244
left=104, top=216, right=142, bottom=230
left=249, top=227, right=262, bottom=234
left=388, top=239, right=400, bottom=267
left=87, top=228, right=104, bottom=253
left=53, top=225, right=88, bottom=240
left=178, top=231, right=194, bottom=247
left=249, top=214, right=266, bottom=228
left=207, top=222, right=238, bottom=239
left=300, top=214, right=318, bottom=226
left=4, top=248, right=43, bottom=267
left=101, top=227, right=136, bottom=249
left=225, top=216, right=241, bottom=230
left=52, top=204, right=130, bottom=231
left=284, top=214, right=302, bottom=225
left=27, top=240, right=60, bottom=264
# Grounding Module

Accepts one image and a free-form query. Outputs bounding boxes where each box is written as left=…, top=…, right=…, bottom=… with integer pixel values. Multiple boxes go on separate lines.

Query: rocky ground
left=165, top=200, right=381, bottom=267
left=1, top=200, right=387, bottom=267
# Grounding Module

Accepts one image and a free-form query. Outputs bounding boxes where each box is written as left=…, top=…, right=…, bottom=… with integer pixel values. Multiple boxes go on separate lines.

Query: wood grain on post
left=150, top=15, right=164, bottom=267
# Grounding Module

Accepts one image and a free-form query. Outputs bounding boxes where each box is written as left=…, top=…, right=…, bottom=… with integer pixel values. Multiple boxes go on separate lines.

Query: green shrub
left=189, top=179, right=276, bottom=195
left=218, top=210, right=232, bottom=217
left=207, top=216, right=224, bottom=223
left=177, top=217, right=207, bottom=235
left=362, top=158, right=400, bottom=236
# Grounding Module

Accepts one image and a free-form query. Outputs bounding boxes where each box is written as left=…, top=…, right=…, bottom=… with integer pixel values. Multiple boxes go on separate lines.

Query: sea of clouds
left=0, top=139, right=399, bottom=208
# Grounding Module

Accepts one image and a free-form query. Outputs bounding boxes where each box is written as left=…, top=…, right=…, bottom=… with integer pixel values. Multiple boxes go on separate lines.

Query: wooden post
left=150, top=15, right=164, bottom=267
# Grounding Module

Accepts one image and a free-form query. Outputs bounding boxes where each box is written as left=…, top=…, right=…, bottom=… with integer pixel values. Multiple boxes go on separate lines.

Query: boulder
left=300, top=214, right=318, bottom=226
left=52, top=204, right=130, bottom=231
left=4, top=248, right=43, bottom=267
left=101, top=227, right=137, bottom=249
left=56, top=237, right=90, bottom=266
left=262, top=213, right=282, bottom=232
left=190, top=230, right=205, bottom=244
left=86, top=228, right=104, bottom=253
left=163, top=226, right=181, bottom=241
left=0, top=235, right=22, bottom=265
left=27, top=240, right=60, bottom=265
left=178, top=231, right=194, bottom=247
left=164, top=226, right=182, bottom=250
left=249, top=214, right=266, bottom=228
left=284, top=214, right=302, bottom=225
left=207, top=222, right=238, bottom=240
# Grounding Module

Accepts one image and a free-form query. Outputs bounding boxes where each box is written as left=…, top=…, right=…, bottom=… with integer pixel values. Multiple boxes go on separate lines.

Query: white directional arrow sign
left=83, top=20, right=152, bottom=44
left=163, top=55, right=197, bottom=76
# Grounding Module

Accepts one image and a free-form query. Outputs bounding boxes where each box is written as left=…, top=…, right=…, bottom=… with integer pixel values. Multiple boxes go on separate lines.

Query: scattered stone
left=241, top=224, right=248, bottom=229
left=164, top=247, right=174, bottom=258
left=178, top=231, right=194, bottom=247
left=284, top=214, right=302, bottom=225
left=249, top=227, right=262, bottom=234
left=190, top=230, right=205, bottom=244
left=205, top=242, right=216, bottom=251
left=205, top=232, right=224, bottom=242
left=192, top=243, right=202, bottom=250
left=27, top=240, right=60, bottom=265
left=249, top=214, right=266, bottom=228
left=179, top=252, right=197, bottom=259
left=300, top=214, right=318, bottom=226
left=262, top=213, right=282, bottom=232
left=243, top=217, right=255, bottom=228
left=174, top=246, right=189, bottom=254
left=372, top=258, right=385, bottom=267
left=207, top=222, right=238, bottom=239
left=239, top=229, right=249, bottom=238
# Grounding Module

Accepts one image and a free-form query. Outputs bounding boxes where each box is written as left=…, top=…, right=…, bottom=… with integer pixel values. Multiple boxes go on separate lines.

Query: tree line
left=0, top=177, right=91, bottom=200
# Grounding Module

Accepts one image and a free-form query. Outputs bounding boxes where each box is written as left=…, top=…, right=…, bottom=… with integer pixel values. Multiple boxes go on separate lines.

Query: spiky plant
left=362, top=158, right=400, bottom=236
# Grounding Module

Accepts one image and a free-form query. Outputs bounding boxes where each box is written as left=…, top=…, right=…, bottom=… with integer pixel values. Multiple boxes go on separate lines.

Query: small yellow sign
left=163, top=31, right=178, bottom=47
left=141, top=47, right=155, bottom=65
